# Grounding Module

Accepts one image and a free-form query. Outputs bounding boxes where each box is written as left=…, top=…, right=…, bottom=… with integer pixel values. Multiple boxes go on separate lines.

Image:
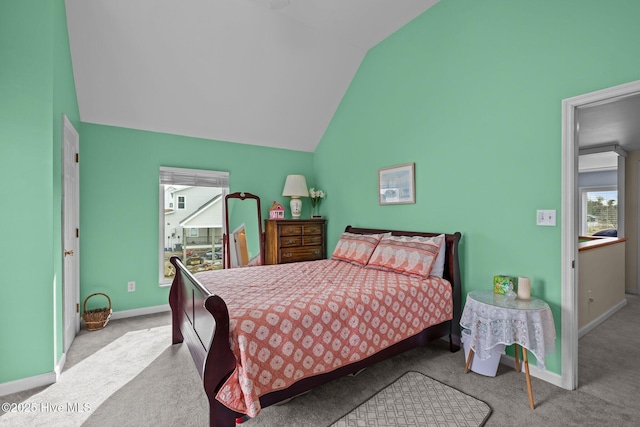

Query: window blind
left=159, top=166, right=229, bottom=188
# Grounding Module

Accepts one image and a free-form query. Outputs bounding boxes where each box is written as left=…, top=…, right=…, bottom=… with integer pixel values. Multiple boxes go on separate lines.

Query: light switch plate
left=537, top=210, right=556, bottom=226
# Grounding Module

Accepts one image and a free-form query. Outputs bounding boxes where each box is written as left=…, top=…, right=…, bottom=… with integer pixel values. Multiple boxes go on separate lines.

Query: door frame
left=561, top=79, right=640, bottom=390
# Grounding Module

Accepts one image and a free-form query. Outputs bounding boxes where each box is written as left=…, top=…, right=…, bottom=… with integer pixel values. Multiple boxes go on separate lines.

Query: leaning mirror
left=224, top=192, right=264, bottom=268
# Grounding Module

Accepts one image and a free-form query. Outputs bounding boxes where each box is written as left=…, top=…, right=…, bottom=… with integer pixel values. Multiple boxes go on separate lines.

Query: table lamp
left=282, top=174, right=308, bottom=219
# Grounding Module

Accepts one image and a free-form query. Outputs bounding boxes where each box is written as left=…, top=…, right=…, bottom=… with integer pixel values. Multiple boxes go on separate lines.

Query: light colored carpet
left=330, top=371, right=491, bottom=427
left=0, top=325, right=171, bottom=427
left=3, top=295, right=640, bottom=426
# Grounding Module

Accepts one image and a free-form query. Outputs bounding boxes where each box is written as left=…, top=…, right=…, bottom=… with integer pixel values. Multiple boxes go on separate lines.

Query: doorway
left=229, top=224, right=249, bottom=267
left=561, top=80, right=640, bottom=390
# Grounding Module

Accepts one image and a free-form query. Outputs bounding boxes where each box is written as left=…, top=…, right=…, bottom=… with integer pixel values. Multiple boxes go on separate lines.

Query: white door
left=62, top=115, right=80, bottom=352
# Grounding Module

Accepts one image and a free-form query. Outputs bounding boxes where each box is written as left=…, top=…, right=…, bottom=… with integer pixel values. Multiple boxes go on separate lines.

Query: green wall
left=5, top=0, right=640, bottom=390
left=0, top=0, right=54, bottom=384
left=314, top=0, right=640, bottom=375
left=79, top=124, right=314, bottom=312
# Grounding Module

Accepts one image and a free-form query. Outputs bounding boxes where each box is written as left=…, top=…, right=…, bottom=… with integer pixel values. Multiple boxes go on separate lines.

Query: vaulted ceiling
left=65, top=1, right=640, bottom=157
left=65, top=0, right=439, bottom=152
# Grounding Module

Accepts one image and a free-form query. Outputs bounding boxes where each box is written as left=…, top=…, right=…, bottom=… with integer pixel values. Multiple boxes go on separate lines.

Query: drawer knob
left=283, top=252, right=293, bottom=258
left=313, top=250, right=320, bottom=255
left=287, top=228, right=296, bottom=233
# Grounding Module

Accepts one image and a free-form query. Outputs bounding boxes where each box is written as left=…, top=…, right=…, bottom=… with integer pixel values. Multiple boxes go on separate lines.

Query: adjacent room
left=2, top=0, right=640, bottom=425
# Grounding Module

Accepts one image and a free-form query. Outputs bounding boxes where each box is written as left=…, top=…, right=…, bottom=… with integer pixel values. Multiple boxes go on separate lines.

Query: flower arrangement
left=309, top=188, right=325, bottom=217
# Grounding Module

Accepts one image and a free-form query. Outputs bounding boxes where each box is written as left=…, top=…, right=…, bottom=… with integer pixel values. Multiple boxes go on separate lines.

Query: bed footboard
left=169, top=257, right=240, bottom=427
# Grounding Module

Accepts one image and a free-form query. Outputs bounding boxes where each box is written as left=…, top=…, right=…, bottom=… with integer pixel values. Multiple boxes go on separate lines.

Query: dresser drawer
left=279, top=246, right=324, bottom=263
left=302, top=235, right=322, bottom=246
left=303, top=224, right=322, bottom=235
left=280, top=236, right=302, bottom=247
left=280, top=225, right=303, bottom=236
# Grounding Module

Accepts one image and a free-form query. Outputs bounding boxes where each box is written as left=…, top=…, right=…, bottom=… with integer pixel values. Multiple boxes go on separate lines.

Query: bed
left=169, top=225, right=462, bottom=426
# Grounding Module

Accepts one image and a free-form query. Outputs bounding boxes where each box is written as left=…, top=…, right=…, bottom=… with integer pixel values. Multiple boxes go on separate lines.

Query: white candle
left=517, top=277, right=531, bottom=299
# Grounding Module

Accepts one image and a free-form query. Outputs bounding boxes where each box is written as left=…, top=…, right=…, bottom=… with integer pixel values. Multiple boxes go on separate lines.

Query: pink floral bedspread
left=193, top=259, right=452, bottom=417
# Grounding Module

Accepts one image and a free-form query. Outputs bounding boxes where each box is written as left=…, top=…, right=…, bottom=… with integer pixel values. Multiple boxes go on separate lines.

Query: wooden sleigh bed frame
left=169, top=225, right=462, bottom=426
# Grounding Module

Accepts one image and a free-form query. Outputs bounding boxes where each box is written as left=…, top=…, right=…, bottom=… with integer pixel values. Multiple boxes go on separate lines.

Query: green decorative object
left=493, top=275, right=515, bottom=295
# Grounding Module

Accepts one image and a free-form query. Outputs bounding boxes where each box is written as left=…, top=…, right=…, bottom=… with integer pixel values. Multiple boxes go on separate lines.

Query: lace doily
left=460, top=291, right=556, bottom=370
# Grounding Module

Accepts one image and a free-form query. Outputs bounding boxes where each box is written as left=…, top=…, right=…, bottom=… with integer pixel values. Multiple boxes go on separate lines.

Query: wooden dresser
left=264, top=219, right=326, bottom=265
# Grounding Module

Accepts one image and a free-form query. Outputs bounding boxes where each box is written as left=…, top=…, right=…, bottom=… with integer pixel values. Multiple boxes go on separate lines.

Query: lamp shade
left=282, top=175, right=309, bottom=198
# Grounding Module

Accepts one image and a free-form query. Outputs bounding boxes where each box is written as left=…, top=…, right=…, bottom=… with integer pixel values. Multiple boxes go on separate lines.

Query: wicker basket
left=82, top=292, right=112, bottom=331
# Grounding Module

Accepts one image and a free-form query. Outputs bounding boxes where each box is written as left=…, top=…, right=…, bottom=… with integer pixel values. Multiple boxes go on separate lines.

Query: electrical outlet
left=128, top=281, right=136, bottom=292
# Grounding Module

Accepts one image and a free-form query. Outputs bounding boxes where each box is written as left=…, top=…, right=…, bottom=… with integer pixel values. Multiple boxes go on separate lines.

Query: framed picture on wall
left=378, top=162, right=415, bottom=205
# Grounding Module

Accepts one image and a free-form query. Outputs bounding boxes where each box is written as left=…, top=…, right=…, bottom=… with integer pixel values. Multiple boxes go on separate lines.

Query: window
left=159, top=167, right=229, bottom=285
left=580, top=186, right=618, bottom=235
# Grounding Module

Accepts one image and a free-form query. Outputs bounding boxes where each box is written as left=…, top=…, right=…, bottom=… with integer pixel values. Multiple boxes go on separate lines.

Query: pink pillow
left=331, top=232, right=385, bottom=266
left=366, top=234, right=443, bottom=278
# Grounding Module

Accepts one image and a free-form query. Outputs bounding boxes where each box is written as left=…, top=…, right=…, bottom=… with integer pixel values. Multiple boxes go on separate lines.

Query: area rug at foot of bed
left=329, top=371, right=491, bottom=427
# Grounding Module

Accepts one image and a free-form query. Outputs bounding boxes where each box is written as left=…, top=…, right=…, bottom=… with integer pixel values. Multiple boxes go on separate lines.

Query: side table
left=460, top=290, right=556, bottom=409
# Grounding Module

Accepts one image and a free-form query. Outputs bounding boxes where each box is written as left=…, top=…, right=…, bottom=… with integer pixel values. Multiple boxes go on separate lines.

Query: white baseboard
left=0, top=354, right=68, bottom=396
left=457, top=334, right=563, bottom=387
left=578, top=299, right=627, bottom=338
left=0, top=372, right=56, bottom=397
left=109, top=304, right=171, bottom=321
left=499, top=353, right=563, bottom=388
left=54, top=352, right=67, bottom=381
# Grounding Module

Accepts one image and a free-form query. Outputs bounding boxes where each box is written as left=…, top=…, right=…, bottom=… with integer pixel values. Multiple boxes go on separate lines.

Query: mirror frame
left=223, top=192, right=264, bottom=269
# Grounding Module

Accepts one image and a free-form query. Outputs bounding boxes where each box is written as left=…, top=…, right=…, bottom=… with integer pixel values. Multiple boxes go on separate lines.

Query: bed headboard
left=343, top=225, right=462, bottom=345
